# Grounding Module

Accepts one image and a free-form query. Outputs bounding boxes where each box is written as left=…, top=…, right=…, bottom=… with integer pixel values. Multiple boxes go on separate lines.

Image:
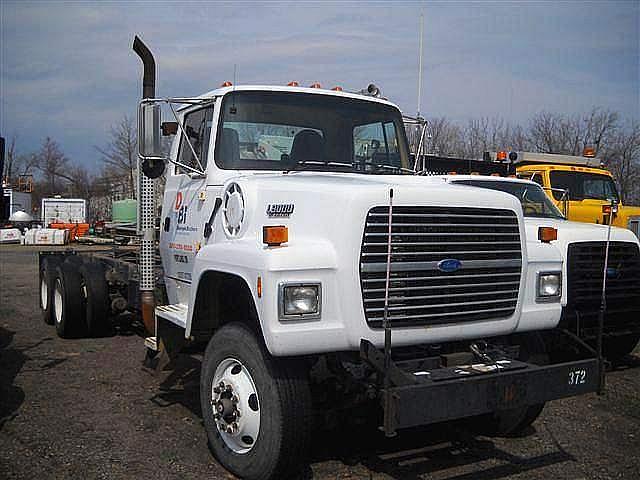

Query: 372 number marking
left=568, top=369, right=587, bottom=385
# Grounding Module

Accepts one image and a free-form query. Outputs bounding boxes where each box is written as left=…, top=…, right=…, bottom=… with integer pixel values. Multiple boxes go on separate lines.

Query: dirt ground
left=1, top=245, right=639, bottom=480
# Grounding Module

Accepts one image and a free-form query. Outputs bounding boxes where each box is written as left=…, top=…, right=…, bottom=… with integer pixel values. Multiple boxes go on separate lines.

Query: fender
left=186, top=238, right=338, bottom=352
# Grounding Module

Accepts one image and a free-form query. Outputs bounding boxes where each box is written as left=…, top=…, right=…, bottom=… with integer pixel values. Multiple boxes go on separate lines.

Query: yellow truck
left=485, top=151, right=640, bottom=237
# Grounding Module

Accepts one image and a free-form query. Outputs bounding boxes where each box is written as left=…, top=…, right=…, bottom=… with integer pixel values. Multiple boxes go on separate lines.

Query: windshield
left=453, top=179, right=565, bottom=219
left=549, top=171, right=619, bottom=202
left=215, top=91, right=410, bottom=173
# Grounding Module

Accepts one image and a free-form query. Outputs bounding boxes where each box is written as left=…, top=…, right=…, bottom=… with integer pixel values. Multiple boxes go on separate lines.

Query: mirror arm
left=168, top=101, right=206, bottom=174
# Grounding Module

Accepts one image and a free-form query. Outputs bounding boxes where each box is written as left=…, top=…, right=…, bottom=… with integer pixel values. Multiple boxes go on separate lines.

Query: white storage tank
left=0, top=228, right=22, bottom=244
left=23, top=228, right=69, bottom=245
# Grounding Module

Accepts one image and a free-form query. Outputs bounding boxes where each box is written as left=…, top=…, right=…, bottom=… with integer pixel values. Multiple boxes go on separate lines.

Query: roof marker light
left=287, top=81, right=299, bottom=87
left=309, top=82, right=322, bottom=89
left=331, top=86, right=343, bottom=91
left=221, top=81, right=233, bottom=87
left=496, top=151, right=508, bottom=161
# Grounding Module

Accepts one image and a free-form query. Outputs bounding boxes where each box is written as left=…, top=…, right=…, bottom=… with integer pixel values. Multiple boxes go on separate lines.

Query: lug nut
left=213, top=387, right=221, bottom=394
left=226, top=426, right=233, bottom=434
left=214, top=413, right=221, bottom=420
left=236, top=409, right=242, bottom=418
left=231, top=395, right=239, bottom=403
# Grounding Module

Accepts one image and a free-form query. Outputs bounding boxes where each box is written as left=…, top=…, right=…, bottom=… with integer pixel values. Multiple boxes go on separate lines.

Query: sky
left=1, top=1, right=638, bottom=172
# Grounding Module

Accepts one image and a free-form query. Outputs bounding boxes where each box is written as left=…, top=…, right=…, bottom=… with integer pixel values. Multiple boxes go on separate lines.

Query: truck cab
left=504, top=151, right=640, bottom=238
left=442, top=174, right=640, bottom=359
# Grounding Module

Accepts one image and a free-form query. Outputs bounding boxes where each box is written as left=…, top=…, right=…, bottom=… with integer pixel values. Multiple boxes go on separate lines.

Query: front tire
left=603, top=333, right=640, bottom=361
left=200, top=323, right=312, bottom=480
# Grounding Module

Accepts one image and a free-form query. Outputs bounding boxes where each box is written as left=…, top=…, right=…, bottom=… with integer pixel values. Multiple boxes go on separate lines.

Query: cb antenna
left=417, top=13, right=424, bottom=118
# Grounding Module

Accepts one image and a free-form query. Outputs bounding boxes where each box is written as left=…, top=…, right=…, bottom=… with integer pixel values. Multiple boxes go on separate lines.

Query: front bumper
left=360, top=338, right=601, bottom=435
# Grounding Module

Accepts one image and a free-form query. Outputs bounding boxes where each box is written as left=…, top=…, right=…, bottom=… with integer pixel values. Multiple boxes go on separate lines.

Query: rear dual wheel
left=52, top=261, right=85, bottom=338
left=40, top=256, right=111, bottom=338
left=40, top=257, right=60, bottom=325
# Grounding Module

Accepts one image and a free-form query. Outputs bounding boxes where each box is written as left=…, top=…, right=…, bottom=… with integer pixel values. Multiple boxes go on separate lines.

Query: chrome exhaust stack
left=132, top=35, right=157, bottom=335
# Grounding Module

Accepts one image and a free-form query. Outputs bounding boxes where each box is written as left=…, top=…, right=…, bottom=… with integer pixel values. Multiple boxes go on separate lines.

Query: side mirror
left=138, top=103, right=165, bottom=178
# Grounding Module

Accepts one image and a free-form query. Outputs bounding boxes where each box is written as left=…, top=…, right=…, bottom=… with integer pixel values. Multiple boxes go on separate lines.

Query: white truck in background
left=440, top=175, right=640, bottom=360
left=36, top=37, right=606, bottom=480
left=41, top=197, right=86, bottom=225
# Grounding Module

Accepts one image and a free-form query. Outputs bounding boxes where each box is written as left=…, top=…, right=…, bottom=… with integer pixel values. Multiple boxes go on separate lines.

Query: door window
left=353, top=121, right=400, bottom=169
left=176, top=106, right=214, bottom=174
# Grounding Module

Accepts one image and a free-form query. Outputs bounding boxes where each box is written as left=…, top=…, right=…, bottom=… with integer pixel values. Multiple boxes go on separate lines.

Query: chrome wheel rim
left=54, top=280, right=63, bottom=325
left=211, top=357, right=260, bottom=454
left=40, top=277, right=48, bottom=310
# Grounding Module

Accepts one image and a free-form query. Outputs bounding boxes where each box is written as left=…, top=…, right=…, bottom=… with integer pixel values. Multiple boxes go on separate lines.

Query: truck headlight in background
left=279, top=283, right=321, bottom=320
left=536, top=271, right=561, bottom=302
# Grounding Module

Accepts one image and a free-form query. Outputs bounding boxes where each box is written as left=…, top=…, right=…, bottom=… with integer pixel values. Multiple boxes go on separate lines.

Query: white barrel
left=0, top=228, right=22, bottom=244
left=23, top=228, right=69, bottom=245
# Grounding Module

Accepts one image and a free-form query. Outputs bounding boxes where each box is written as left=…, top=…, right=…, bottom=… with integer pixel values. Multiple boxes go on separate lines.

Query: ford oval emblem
left=437, top=258, right=462, bottom=273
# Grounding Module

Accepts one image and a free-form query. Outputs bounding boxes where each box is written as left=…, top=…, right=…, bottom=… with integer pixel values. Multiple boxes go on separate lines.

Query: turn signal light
left=583, top=146, right=596, bottom=157
left=287, top=81, right=299, bottom=86
left=263, top=226, right=288, bottom=246
left=602, top=204, right=618, bottom=215
left=221, top=81, right=233, bottom=87
left=496, top=151, right=508, bottom=161
left=309, top=82, right=322, bottom=88
left=538, top=226, right=557, bottom=243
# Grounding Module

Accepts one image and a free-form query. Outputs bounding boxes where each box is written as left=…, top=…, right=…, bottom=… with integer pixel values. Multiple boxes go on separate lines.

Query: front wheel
left=200, top=323, right=312, bottom=480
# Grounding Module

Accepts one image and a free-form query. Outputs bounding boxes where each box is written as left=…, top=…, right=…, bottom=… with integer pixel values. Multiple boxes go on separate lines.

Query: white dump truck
left=38, top=37, right=605, bottom=480
left=440, top=175, right=640, bottom=360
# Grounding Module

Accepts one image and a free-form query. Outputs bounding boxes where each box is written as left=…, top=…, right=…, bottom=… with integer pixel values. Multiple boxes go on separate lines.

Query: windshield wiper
left=296, top=160, right=354, bottom=168
left=359, top=162, right=414, bottom=174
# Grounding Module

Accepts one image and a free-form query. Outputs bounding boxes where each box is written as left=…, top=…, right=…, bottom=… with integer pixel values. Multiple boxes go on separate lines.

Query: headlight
left=279, top=283, right=321, bottom=320
left=537, top=271, right=561, bottom=302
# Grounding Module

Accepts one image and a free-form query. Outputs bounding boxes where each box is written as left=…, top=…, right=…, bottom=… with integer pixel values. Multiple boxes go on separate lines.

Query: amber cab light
left=496, top=151, right=508, bottom=161
left=221, top=81, right=233, bottom=87
left=309, top=82, right=322, bottom=88
left=538, top=226, right=557, bottom=243
left=287, top=81, right=299, bottom=87
left=263, top=226, right=288, bottom=246
left=331, top=86, right=343, bottom=91
left=583, top=146, right=596, bottom=157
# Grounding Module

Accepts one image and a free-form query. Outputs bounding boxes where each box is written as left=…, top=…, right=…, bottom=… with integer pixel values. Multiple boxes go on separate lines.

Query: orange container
left=49, top=222, right=90, bottom=240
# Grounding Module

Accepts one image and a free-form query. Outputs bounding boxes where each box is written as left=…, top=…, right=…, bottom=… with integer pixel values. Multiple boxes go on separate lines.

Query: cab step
left=155, top=303, right=188, bottom=329
left=144, top=336, right=158, bottom=351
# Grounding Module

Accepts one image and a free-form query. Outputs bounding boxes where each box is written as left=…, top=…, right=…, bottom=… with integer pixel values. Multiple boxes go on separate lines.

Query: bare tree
left=426, top=117, right=465, bottom=157
left=2, top=135, right=38, bottom=184
left=601, top=122, right=640, bottom=204
left=529, top=108, right=618, bottom=155
left=95, top=115, right=138, bottom=198
left=36, top=137, right=71, bottom=196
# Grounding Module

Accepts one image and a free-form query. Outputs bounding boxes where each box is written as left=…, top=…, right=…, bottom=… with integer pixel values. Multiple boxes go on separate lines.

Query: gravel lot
left=1, top=245, right=639, bottom=479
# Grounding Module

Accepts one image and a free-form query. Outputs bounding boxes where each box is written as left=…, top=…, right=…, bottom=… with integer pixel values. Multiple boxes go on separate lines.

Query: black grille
left=567, top=242, right=640, bottom=310
left=360, top=206, right=522, bottom=328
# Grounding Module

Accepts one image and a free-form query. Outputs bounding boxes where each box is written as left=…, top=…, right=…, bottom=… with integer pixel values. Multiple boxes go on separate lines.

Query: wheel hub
left=211, top=358, right=260, bottom=454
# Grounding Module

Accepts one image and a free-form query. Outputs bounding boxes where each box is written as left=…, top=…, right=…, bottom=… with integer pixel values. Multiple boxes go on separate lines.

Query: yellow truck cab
left=488, top=151, right=640, bottom=237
